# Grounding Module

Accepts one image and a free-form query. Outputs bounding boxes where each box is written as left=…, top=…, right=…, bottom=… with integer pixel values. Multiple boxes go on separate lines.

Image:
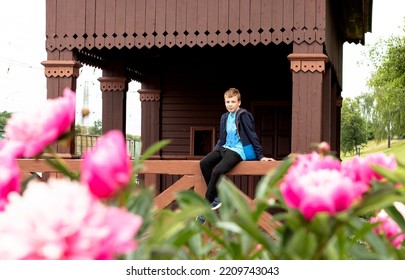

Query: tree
left=0, top=111, right=12, bottom=132
left=341, top=98, right=368, bottom=155
left=88, top=120, right=102, bottom=135
left=364, top=30, right=405, bottom=147
left=75, top=120, right=102, bottom=136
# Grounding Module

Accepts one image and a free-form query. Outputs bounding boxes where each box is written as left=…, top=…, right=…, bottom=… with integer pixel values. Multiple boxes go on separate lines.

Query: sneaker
left=196, top=216, right=206, bottom=225
left=210, top=197, right=222, bottom=210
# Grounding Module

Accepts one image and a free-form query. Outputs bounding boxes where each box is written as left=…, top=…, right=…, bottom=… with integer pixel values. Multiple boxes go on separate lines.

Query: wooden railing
left=74, top=134, right=141, bottom=159
left=16, top=159, right=282, bottom=237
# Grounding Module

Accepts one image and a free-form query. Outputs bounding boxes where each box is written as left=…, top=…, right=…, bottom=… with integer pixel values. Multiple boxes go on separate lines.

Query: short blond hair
left=224, top=88, right=241, bottom=101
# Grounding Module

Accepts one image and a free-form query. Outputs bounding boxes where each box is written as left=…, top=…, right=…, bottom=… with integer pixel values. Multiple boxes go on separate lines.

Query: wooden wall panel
left=218, top=0, right=229, bottom=46
left=249, top=0, right=261, bottom=45
left=325, top=0, right=342, bottom=87
left=228, top=0, right=240, bottom=46
left=75, top=0, right=86, bottom=50
left=145, top=0, right=156, bottom=48
left=283, top=0, right=294, bottom=44
left=115, top=0, right=126, bottom=49
left=56, top=0, right=67, bottom=50
left=125, top=0, right=136, bottom=48
left=65, top=0, right=76, bottom=50
left=272, top=0, right=283, bottom=44
left=304, top=0, right=316, bottom=44
left=85, top=0, right=96, bottom=49
left=166, top=0, right=177, bottom=47
left=239, top=0, right=250, bottom=46
left=197, top=0, right=208, bottom=46
left=155, top=0, right=166, bottom=48
left=105, top=0, right=116, bottom=49
left=46, top=0, right=57, bottom=50
left=260, top=0, right=272, bottom=45
left=186, top=0, right=198, bottom=47
left=207, top=0, right=219, bottom=46
left=175, top=0, right=187, bottom=47
left=95, top=0, right=106, bottom=49
left=293, top=0, right=305, bottom=44
left=316, top=0, right=326, bottom=43
left=135, top=0, right=146, bottom=48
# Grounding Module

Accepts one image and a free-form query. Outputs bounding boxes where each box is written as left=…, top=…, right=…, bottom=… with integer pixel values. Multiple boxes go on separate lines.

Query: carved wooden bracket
left=287, top=53, right=329, bottom=73
left=41, top=60, right=82, bottom=78
left=336, top=96, right=343, bottom=107
left=138, top=89, right=161, bottom=101
left=98, top=77, right=128, bottom=92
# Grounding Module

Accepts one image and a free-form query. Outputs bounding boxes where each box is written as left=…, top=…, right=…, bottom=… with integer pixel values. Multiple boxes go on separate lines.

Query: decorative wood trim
left=45, top=0, right=332, bottom=50
left=98, top=77, right=128, bottom=92
left=287, top=53, right=329, bottom=73
left=41, top=60, right=82, bottom=78
left=138, top=89, right=161, bottom=101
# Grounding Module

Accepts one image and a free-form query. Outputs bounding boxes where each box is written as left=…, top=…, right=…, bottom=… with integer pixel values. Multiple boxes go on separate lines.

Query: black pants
left=199, top=147, right=242, bottom=203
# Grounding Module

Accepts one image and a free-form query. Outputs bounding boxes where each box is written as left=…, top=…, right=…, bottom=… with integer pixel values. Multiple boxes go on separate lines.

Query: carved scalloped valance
left=45, top=0, right=328, bottom=52
left=98, top=77, right=128, bottom=92
left=287, top=53, right=329, bottom=73
left=41, top=60, right=82, bottom=78
left=138, top=89, right=161, bottom=102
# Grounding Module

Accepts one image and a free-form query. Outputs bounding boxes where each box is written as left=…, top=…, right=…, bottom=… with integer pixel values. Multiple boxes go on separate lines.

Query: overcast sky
left=342, top=0, right=405, bottom=98
left=0, top=0, right=404, bottom=134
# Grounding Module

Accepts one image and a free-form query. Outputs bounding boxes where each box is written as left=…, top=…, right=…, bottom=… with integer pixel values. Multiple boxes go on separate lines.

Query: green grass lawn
left=342, top=139, right=405, bottom=160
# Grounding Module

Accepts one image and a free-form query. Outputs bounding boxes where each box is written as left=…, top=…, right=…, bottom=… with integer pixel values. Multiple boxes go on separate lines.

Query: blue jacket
left=214, top=108, right=264, bottom=160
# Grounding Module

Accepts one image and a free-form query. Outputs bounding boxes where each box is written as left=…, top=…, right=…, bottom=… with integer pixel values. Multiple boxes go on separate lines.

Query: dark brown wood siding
left=155, top=44, right=292, bottom=159
left=325, top=0, right=343, bottom=90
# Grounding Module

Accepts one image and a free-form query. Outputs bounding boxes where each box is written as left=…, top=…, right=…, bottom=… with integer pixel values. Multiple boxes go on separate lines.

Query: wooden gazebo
left=40, top=0, right=372, bottom=197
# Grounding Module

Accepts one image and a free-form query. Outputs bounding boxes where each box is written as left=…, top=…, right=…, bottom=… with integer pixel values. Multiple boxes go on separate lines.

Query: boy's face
left=224, top=96, right=240, bottom=113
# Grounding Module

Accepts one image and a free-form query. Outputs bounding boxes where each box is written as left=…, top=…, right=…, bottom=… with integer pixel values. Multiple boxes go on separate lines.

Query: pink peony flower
left=287, top=152, right=341, bottom=176
left=280, top=152, right=341, bottom=208
left=281, top=169, right=359, bottom=220
left=280, top=151, right=367, bottom=220
left=5, top=88, right=76, bottom=158
left=342, top=153, right=397, bottom=187
left=81, top=130, right=132, bottom=199
left=317, top=141, right=331, bottom=154
left=0, top=141, right=24, bottom=159
left=0, top=145, right=21, bottom=211
left=371, top=202, right=405, bottom=249
left=0, top=178, right=142, bottom=260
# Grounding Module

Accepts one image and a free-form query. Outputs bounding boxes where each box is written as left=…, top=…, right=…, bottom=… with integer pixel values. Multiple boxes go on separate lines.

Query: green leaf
left=255, top=157, right=293, bottom=200
left=354, top=187, right=405, bottom=216
left=362, top=231, right=391, bottom=259
left=139, top=139, right=170, bottom=162
left=384, top=204, right=405, bottom=233
left=133, top=139, right=171, bottom=172
left=372, top=165, right=405, bottom=185
left=42, top=156, right=80, bottom=180
left=309, top=213, right=333, bottom=238
left=396, top=156, right=405, bottom=168
left=217, top=178, right=253, bottom=221
left=285, top=228, right=317, bottom=259
left=217, top=178, right=277, bottom=255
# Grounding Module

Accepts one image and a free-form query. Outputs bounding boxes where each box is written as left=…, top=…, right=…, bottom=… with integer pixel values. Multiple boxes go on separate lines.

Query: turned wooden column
left=98, top=76, right=128, bottom=135
left=138, top=88, right=161, bottom=155
left=41, top=59, right=82, bottom=157
left=138, top=88, right=161, bottom=189
left=288, top=52, right=329, bottom=154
